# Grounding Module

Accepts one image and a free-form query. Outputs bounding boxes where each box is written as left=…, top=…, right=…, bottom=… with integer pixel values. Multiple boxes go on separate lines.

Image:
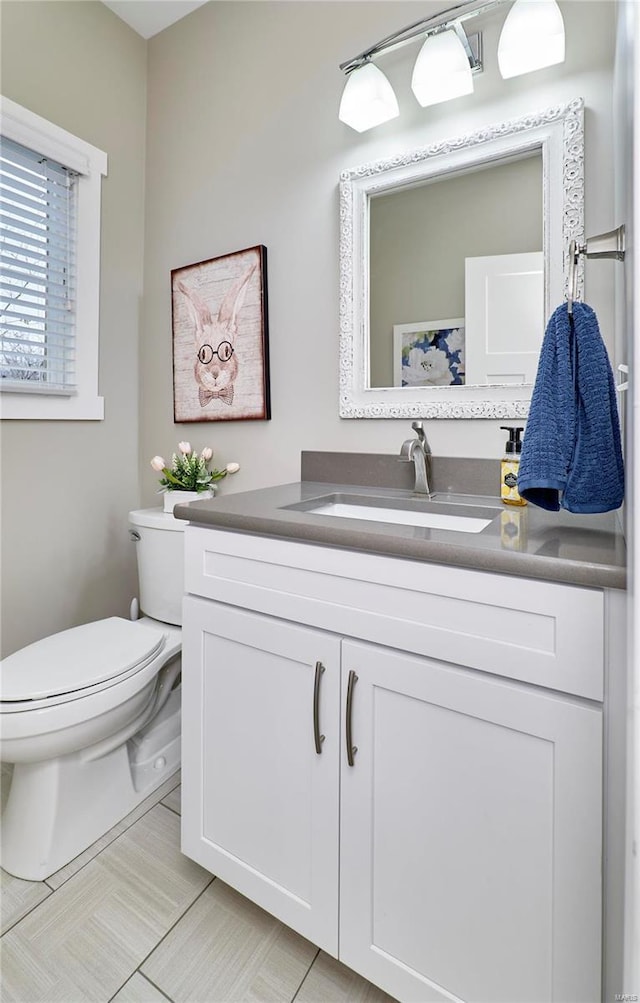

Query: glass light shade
left=498, top=0, right=565, bottom=79
left=338, top=62, right=399, bottom=133
left=411, top=29, right=474, bottom=108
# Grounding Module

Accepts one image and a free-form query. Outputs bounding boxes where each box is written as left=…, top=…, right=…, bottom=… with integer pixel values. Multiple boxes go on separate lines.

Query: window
left=1, top=138, right=78, bottom=394
left=0, top=97, right=107, bottom=420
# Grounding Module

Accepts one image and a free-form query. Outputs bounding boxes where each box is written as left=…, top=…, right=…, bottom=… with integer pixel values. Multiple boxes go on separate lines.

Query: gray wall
left=141, top=0, right=616, bottom=505
left=369, top=155, right=542, bottom=387
left=0, top=2, right=147, bottom=656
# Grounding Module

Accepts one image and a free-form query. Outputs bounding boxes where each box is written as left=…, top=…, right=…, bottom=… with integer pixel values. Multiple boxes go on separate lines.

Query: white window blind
left=0, top=136, right=78, bottom=394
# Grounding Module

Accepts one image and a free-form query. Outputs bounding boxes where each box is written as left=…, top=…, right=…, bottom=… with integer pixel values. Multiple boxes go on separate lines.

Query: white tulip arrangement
left=150, top=441, right=240, bottom=495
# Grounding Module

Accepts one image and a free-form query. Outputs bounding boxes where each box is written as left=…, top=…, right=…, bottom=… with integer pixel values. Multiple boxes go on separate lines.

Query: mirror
left=339, top=98, right=584, bottom=418
left=369, top=153, right=543, bottom=389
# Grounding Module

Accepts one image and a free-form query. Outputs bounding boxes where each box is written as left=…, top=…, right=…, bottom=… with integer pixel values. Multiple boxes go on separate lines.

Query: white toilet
left=1, top=508, right=187, bottom=882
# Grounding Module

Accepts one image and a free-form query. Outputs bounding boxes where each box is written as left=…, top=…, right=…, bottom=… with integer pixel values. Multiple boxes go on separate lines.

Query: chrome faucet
left=400, top=421, right=432, bottom=496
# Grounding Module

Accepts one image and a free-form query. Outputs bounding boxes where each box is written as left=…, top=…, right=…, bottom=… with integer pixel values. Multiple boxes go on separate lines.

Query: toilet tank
left=128, top=508, right=187, bottom=626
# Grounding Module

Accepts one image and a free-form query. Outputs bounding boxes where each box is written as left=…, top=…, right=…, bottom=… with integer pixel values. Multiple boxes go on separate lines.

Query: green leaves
left=160, top=468, right=183, bottom=486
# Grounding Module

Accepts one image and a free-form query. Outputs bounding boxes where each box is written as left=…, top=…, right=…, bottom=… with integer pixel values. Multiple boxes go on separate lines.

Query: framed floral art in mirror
left=393, top=319, right=465, bottom=388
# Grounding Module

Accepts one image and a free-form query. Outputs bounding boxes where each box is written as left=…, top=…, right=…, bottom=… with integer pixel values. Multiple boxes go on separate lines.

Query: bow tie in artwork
left=199, top=385, right=234, bottom=406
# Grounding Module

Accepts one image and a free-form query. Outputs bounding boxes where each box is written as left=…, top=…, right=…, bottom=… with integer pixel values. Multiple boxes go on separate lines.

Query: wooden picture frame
left=171, top=245, right=270, bottom=422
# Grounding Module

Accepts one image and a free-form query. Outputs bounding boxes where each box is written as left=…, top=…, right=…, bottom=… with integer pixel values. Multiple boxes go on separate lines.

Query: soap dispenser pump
left=500, top=426, right=526, bottom=507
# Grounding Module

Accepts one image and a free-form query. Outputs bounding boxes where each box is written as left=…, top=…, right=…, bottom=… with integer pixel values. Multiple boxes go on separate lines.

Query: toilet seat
left=1, top=617, right=167, bottom=712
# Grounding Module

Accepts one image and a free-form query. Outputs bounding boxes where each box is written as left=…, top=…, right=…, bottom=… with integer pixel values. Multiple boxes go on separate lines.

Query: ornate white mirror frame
left=339, top=97, right=584, bottom=419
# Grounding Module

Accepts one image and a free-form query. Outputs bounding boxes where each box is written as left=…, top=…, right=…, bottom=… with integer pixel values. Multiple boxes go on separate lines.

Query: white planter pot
left=163, top=490, right=213, bottom=514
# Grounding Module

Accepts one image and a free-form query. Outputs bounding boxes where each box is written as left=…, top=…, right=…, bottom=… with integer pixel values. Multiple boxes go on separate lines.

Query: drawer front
left=185, top=528, right=604, bottom=700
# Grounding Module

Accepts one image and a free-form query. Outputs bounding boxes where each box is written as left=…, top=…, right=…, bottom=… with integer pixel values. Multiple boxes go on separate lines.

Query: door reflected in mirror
left=369, top=153, right=543, bottom=389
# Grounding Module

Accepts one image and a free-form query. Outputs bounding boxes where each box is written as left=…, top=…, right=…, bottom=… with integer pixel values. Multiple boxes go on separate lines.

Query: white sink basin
left=306, top=501, right=494, bottom=534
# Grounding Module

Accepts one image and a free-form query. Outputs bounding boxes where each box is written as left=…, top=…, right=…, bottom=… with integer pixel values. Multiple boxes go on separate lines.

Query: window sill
left=0, top=393, right=104, bottom=420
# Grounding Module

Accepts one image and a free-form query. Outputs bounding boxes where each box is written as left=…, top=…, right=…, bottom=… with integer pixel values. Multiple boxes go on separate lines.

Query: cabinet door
left=181, top=597, right=341, bottom=954
left=339, top=641, right=602, bottom=1003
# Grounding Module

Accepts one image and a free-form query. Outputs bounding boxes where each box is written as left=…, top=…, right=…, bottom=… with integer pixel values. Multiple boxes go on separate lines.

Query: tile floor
left=1, top=764, right=396, bottom=1003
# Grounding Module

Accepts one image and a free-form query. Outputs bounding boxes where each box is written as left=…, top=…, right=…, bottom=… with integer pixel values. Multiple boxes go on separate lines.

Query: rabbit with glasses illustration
left=177, top=263, right=256, bottom=408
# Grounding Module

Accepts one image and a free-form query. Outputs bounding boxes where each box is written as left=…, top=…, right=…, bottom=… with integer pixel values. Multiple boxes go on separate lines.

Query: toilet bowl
left=0, top=508, right=188, bottom=881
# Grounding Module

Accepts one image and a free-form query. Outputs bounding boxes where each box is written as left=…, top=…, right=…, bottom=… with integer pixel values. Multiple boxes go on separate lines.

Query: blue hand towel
left=518, top=301, right=624, bottom=513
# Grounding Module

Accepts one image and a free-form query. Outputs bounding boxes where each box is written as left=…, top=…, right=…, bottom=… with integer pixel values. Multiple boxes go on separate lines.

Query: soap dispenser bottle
left=500, top=426, right=526, bottom=507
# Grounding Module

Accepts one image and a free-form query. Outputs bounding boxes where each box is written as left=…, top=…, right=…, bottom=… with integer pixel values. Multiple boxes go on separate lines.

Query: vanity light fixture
left=339, top=0, right=567, bottom=132
left=411, top=26, right=475, bottom=107
left=497, top=0, right=565, bottom=79
left=338, top=60, right=399, bottom=133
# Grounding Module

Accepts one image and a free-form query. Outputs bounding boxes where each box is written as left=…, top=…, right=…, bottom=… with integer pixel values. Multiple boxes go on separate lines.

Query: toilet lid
left=1, top=617, right=166, bottom=702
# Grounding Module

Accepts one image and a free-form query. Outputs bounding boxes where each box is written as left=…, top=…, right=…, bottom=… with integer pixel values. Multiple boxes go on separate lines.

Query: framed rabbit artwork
left=171, top=245, right=270, bottom=422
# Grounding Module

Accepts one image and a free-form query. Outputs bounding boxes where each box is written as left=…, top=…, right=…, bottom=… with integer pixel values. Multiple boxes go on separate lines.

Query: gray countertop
left=173, top=453, right=627, bottom=591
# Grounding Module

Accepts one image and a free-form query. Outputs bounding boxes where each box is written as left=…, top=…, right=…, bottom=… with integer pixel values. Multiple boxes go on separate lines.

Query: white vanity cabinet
left=181, top=597, right=342, bottom=955
left=181, top=526, right=615, bottom=1003
left=339, top=640, right=601, bottom=1003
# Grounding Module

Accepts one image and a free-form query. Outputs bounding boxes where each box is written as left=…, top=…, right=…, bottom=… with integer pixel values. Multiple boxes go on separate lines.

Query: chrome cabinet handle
left=346, top=670, right=358, bottom=766
left=313, top=661, right=325, bottom=754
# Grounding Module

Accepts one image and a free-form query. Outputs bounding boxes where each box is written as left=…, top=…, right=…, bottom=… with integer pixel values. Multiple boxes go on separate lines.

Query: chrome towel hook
left=566, top=225, right=626, bottom=315
left=567, top=239, right=583, bottom=316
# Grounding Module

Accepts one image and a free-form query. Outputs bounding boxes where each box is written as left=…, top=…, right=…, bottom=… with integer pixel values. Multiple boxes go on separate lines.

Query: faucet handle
left=410, top=420, right=431, bottom=456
